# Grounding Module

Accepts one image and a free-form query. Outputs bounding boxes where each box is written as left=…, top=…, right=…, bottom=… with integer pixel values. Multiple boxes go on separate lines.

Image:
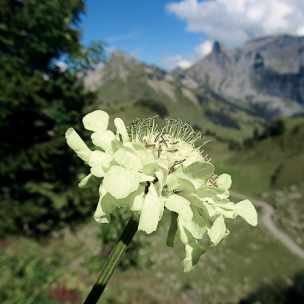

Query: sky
left=80, top=0, right=304, bottom=70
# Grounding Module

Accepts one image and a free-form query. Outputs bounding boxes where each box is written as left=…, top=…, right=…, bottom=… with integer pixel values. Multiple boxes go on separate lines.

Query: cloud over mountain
left=167, top=0, right=304, bottom=47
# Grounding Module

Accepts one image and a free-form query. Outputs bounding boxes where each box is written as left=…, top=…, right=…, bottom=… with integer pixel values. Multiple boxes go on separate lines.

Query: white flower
left=66, top=110, right=258, bottom=272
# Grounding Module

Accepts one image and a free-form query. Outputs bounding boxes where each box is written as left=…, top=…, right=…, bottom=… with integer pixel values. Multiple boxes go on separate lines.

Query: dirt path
left=232, top=192, right=304, bottom=259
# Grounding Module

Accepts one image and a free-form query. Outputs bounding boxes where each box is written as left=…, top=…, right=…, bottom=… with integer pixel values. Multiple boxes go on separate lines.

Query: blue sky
left=80, top=0, right=304, bottom=69
left=80, top=0, right=205, bottom=68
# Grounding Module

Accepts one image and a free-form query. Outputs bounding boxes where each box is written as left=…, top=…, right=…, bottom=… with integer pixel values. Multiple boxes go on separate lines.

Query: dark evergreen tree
left=0, top=0, right=103, bottom=235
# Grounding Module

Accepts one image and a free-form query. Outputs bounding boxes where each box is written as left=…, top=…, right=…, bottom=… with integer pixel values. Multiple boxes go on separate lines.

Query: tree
left=0, top=0, right=103, bottom=235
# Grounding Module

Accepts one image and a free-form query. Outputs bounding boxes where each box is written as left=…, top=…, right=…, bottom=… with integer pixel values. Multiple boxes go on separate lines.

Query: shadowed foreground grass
left=1, top=209, right=303, bottom=304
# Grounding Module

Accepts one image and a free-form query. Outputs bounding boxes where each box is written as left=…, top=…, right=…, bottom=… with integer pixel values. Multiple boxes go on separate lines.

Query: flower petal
left=83, top=110, right=109, bottom=132
left=183, top=243, right=205, bottom=272
left=136, top=172, right=154, bottom=183
left=94, top=187, right=116, bottom=223
left=113, top=147, right=143, bottom=171
left=90, top=166, right=105, bottom=178
left=167, top=174, right=196, bottom=194
left=88, top=151, right=112, bottom=169
left=165, top=194, right=193, bottom=221
left=91, top=130, right=117, bottom=152
left=65, top=128, right=91, bottom=162
left=177, top=218, right=206, bottom=272
left=78, top=173, right=92, bottom=188
left=180, top=210, right=207, bottom=239
left=235, top=199, right=258, bottom=226
left=103, top=166, right=139, bottom=199
left=154, top=167, right=168, bottom=195
left=114, top=117, right=129, bottom=142
left=217, top=174, right=232, bottom=190
left=88, top=151, right=112, bottom=177
left=208, top=215, right=227, bottom=245
left=130, top=188, right=145, bottom=211
left=183, top=161, right=214, bottom=180
left=138, top=184, right=163, bottom=234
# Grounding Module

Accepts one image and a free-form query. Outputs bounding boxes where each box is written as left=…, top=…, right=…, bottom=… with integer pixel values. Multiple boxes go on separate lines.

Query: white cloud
left=195, top=40, right=213, bottom=57
left=161, top=39, right=213, bottom=70
left=161, top=55, right=192, bottom=70
left=162, top=39, right=213, bottom=70
left=167, top=0, right=304, bottom=46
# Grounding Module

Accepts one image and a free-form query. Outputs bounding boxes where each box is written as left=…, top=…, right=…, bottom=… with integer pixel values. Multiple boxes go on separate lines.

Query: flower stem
left=82, top=218, right=139, bottom=304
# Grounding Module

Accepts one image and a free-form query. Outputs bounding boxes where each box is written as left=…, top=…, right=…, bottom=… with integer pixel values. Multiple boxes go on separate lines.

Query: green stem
left=82, top=218, right=138, bottom=304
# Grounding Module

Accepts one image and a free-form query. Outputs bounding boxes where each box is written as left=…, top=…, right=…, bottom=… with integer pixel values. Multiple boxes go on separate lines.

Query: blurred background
left=1, top=0, right=304, bottom=303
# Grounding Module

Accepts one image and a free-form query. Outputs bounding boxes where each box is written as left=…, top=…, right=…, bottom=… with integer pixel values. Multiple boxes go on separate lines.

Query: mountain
left=84, top=51, right=262, bottom=142
left=182, top=35, right=304, bottom=118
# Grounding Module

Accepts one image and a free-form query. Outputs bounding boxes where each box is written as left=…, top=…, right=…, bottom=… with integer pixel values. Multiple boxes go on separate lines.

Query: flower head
left=66, top=110, right=258, bottom=272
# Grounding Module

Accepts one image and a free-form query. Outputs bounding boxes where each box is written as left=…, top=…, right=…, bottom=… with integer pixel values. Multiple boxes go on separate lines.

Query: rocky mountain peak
left=212, top=41, right=222, bottom=54
left=182, top=34, right=304, bottom=118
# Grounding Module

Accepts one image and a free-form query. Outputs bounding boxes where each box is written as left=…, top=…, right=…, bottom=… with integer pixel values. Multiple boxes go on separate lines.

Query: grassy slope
left=1, top=214, right=303, bottom=304
left=214, top=117, right=304, bottom=196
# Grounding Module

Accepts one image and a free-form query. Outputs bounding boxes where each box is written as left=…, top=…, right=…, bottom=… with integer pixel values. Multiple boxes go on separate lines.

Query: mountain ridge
left=182, top=34, right=304, bottom=118
left=84, top=50, right=262, bottom=142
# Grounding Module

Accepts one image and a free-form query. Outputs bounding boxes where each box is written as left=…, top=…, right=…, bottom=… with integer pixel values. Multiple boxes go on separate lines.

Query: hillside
left=182, top=35, right=304, bottom=119
left=216, top=116, right=304, bottom=195
left=84, top=51, right=262, bottom=142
